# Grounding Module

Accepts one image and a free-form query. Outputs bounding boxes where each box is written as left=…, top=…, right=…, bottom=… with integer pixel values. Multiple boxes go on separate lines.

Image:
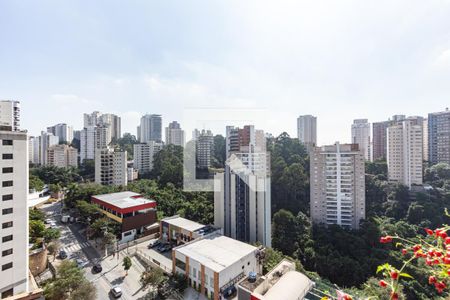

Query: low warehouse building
left=160, top=215, right=220, bottom=245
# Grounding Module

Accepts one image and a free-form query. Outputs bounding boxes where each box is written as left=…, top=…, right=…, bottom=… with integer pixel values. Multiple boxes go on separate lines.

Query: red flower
left=445, top=237, right=450, bottom=244
left=435, top=282, right=446, bottom=294
left=443, top=257, right=450, bottom=264
left=391, top=292, right=399, bottom=300
left=401, top=248, right=408, bottom=255
left=343, top=295, right=353, bottom=300
left=380, top=236, right=393, bottom=244
left=390, top=271, right=399, bottom=280
left=412, top=244, right=421, bottom=252
left=379, top=280, right=388, bottom=288
left=440, top=231, right=448, bottom=239
left=425, top=228, right=434, bottom=235
left=429, top=275, right=437, bottom=285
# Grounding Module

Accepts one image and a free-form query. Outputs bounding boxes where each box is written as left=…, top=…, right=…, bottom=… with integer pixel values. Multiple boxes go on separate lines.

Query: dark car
left=92, top=264, right=102, bottom=273
left=161, top=244, right=173, bottom=253
left=59, top=250, right=67, bottom=259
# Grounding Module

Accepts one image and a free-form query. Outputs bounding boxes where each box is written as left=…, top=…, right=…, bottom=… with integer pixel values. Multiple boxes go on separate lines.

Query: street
left=40, top=202, right=150, bottom=299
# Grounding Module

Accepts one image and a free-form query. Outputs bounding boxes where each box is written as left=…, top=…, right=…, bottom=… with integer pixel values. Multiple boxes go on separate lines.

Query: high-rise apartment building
left=83, top=111, right=101, bottom=127
left=99, top=113, right=121, bottom=141
left=387, top=119, right=423, bottom=187
left=0, top=100, right=29, bottom=298
left=133, top=141, right=163, bottom=174
left=46, top=123, right=73, bottom=144
left=195, top=129, right=214, bottom=169
left=95, top=147, right=127, bottom=186
left=47, top=145, right=78, bottom=168
left=297, top=115, right=317, bottom=152
left=165, top=121, right=185, bottom=147
left=138, top=114, right=162, bottom=143
left=215, top=125, right=271, bottom=247
left=428, top=109, right=450, bottom=165
left=351, top=119, right=371, bottom=160
left=423, top=118, right=429, bottom=162
left=80, top=126, right=96, bottom=162
left=310, top=143, right=366, bottom=230
left=95, top=124, right=112, bottom=149
left=372, top=121, right=389, bottom=161
left=0, top=100, right=20, bottom=131
left=39, top=131, right=59, bottom=165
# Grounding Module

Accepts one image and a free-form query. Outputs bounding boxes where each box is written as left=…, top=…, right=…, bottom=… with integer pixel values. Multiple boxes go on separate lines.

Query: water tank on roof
left=248, top=271, right=257, bottom=283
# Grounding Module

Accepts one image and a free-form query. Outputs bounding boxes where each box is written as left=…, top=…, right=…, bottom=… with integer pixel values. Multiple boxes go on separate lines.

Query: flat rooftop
left=176, top=234, right=257, bottom=272
left=93, top=191, right=155, bottom=209
left=162, top=216, right=205, bottom=232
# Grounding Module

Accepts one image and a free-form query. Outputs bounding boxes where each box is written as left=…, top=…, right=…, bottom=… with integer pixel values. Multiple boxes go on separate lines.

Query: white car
left=110, top=286, right=122, bottom=298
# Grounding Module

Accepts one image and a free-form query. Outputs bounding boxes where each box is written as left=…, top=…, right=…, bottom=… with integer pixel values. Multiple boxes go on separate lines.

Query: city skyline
left=1, top=1, right=450, bottom=144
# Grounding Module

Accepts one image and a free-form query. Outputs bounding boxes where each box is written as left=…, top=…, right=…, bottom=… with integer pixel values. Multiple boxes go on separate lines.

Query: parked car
left=148, top=239, right=160, bottom=249
left=49, top=221, right=57, bottom=228
left=92, top=264, right=102, bottom=273
left=44, top=218, right=52, bottom=224
left=156, top=243, right=167, bottom=252
left=110, top=286, right=123, bottom=298
left=59, top=250, right=67, bottom=259
left=162, top=244, right=173, bottom=252
left=75, top=258, right=87, bottom=268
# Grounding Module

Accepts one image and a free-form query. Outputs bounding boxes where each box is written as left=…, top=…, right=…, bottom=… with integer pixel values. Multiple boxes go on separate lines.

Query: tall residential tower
left=297, top=115, right=317, bottom=152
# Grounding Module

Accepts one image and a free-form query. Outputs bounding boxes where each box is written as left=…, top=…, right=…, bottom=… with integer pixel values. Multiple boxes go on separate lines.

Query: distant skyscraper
left=387, top=119, right=423, bottom=188
left=39, top=131, right=59, bottom=165
left=95, top=124, right=112, bottom=149
left=310, top=143, right=365, bottom=230
left=47, top=123, right=73, bottom=144
left=428, top=109, right=450, bottom=165
left=215, top=125, right=271, bottom=247
left=297, top=115, right=317, bottom=151
left=195, top=129, right=214, bottom=169
left=0, top=100, right=29, bottom=298
left=423, top=118, right=429, bottom=162
left=95, top=147, right=127, bottom=186
left=99, top=113, right=121, bottom=141
left=138, top=114, right=162, bottom=143
left=372, top=121, right=389, bottom=161
left=83, top=111, right=101, bottom=127
left=351, top=119, right=371, bottom=161
left=133, top=141, right=163, bottom=174
left=80, top=126, right=96, bottom=162
left=165, top=121, right=185, bottom=147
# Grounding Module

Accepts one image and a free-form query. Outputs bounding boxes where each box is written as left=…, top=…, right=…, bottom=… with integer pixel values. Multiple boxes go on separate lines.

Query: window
left=2, top=167, right=13, bottom=174
left=1, top=288, right=13, bottom=298
left=2, top=222, right=12, bottom=229
left=2, top=249, right=12, bottom=257
left=2, top=208, right=13, bottom=215
left=2, top=235, right=13, bottom=242
left=2, top=262, right=13, bottom=271
left=2, top=181, right=13, bottom=187
left=2, top=140, right=13, bottom=146
left=2, top=154, right=13, bottom=160
left=2, top=194, right=13, bottom=201
left=193, top=268, right=197, bottom=278
left=123, top=231, right=132, bottom=237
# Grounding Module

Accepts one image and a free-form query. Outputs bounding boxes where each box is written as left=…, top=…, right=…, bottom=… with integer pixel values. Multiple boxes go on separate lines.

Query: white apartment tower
left=47, top=145, right=78, bottom=168
left=99, top=113, right=121, bottom=141
left=310, top=143, right=366, bottom=230
left=0, top=100, right=29, bottom=298
left=46, top=123, right=73, bottom=144
left=165, top=121, right=185, bottom=147
left=196, top=129, right=214, bottom=169
left=39, top=131, right=59, bottom=165
left=215, top=125, right=271, bottom=247
left=387, top=120, right=423, bottom=188
left=95, top=147, right=127, bottom=186
left=133, top=141, right=163, bottom=174
left=80, top=126, right=96, bottom=162
left=351, top=119, right=371, bottom=160
left=297, top=115, right=317, bottom=152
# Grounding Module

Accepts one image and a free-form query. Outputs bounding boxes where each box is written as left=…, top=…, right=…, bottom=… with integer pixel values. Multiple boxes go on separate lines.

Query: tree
left=29, top=174, right=44, bottom=191
left=44, top=260, right=96, bottom=300
left=47, top=242, right=60, bottom=260
left=122, top=256, right=132, bottom=275
left=212, top=134, right=226, bottom=168
left=29, top=208, right=46, bottom=221
left=43, top=228, right=61, bottom=243
left=151, top=145, right=183, bottom=188
left=140, top=267, right=167, bottom=288
left=75, top=200, right=99, bottom=222
left=29, top=220, right=46, bottom=241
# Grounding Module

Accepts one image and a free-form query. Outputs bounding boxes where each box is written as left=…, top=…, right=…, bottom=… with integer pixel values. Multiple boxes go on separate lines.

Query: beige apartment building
left=310, top=143, right=365, bottom=230
left=387, top=119, right=423, bottom=188
left=47, top=144, right=78, bottom=168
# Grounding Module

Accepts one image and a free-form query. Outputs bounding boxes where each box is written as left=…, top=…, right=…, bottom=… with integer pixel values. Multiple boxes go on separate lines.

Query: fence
left=117, top=232, right=159, bottom=252
left=134, top=249, right=172, bottom=274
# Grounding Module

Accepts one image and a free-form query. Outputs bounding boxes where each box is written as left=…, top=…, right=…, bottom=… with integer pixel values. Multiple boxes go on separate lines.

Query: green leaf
left=400, top=273, right=414, bottom=279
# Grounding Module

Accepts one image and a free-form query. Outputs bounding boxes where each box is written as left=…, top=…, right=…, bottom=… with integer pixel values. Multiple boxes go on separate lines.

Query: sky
left=1, top=0, right=450, bottom=145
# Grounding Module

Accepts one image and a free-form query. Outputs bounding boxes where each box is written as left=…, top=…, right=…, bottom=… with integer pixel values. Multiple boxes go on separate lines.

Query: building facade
left=387, top=120, right=423, bottom=187
left=165, top=121, right=185, bottom=147
left=215, top=125, right=271, bottom=247
left=133, top=141, right=163, bottom=174
left=80, top=126, right=96, bottom=162
left=372, top=121, right=389, bottom=161
left=138, top=114, right=162, bottom=143
left=39, top=131, right=59, bottom=165
left=351, top=119, right=371, bottom=160
left=99, top=113, right=121, bottom=141
left=46, top=123, right=73, bottom=144
left=47, top=144, right=78, bottom=168
left=310, top=143, right=366, bottom=229
left=95, top=148, right=127, bottom=186
left=297, top=115, right=317, bottom=152
left=428, top=109, right=450, bottom=165
left=0, top=100, right=29, bottom=298
left=196, top=129, right=214, bottom=169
